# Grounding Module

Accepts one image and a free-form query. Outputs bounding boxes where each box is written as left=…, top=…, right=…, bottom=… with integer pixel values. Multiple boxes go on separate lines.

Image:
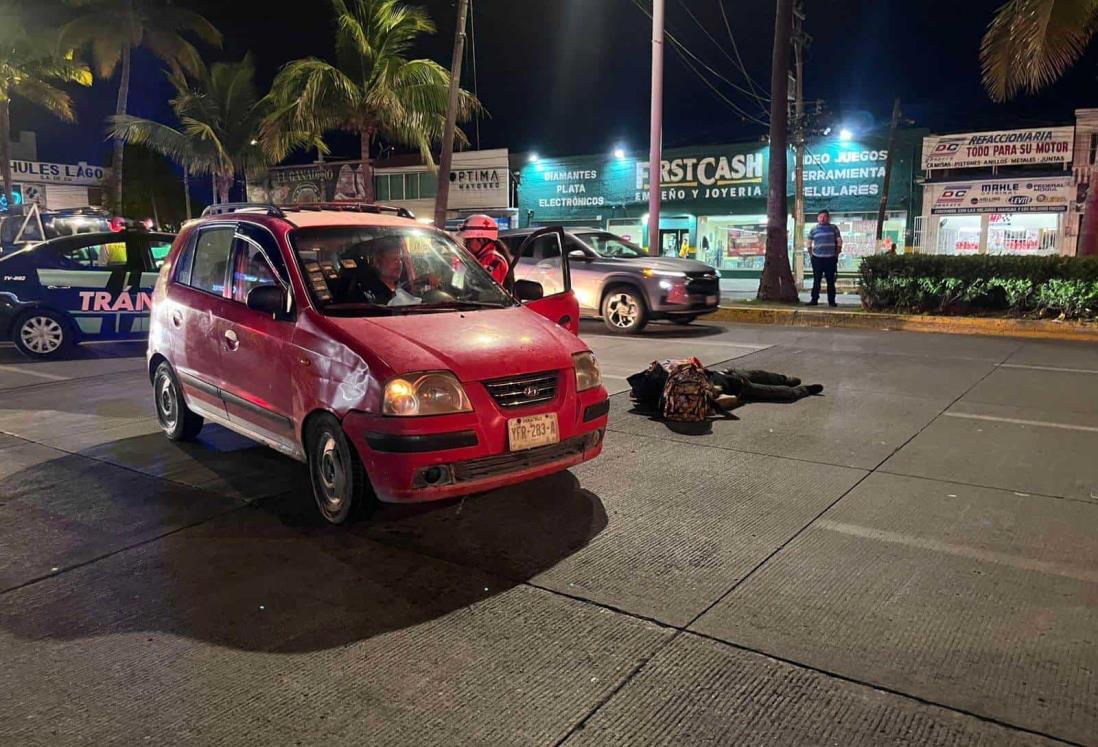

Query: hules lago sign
left=11, top=160, right=108, bottom=186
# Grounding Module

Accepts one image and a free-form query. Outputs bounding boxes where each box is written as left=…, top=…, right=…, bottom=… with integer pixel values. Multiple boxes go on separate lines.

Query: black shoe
left=788, top=377, right=802, bottom=387
left=806, top=384, right=824, bottom=395
left=828, top=302, right=838, bottom=308
left=806, top=300, right=819, bottom=306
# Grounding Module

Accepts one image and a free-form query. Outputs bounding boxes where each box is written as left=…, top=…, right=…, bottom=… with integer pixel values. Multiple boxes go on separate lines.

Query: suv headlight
left=383, top=372, right=472, bottom=416
left=573, top=352, right=602, bottom=392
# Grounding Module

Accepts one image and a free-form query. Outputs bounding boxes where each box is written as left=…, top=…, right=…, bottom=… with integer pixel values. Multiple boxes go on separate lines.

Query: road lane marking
left=945, top=411, right=1098, bottom=434
left=1000, top=363, right=1098, bottom=375
left=582, top=335, right=770, bottom=351
left=816, top=519, right=1098, bottom=584
left=0, top=364, right=68, bottom=381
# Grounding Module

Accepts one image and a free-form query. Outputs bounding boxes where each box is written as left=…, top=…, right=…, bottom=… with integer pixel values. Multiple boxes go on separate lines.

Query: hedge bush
left=859, top=254, right=1098, bottom=320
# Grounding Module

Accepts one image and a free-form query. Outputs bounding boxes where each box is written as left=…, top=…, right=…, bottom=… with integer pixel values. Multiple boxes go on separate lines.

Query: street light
left=839, top=128, right=853, bottom=141
left=613, top=147, right=626, bottom=160
left=528, top=152, right=539, bottom=163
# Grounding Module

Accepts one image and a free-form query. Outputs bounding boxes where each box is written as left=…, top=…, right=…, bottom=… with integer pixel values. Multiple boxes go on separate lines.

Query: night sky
left=15, top=0, right=1098, bottom=169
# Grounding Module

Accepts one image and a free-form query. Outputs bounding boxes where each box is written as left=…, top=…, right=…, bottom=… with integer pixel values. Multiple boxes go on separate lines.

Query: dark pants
left=711, top=369, right=813, bottom=403
left=810, top=254, right=838, bottom=304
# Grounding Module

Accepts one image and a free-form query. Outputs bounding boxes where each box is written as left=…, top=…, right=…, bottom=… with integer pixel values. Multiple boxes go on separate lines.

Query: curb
left=706, top=304, right=1098, bottom=342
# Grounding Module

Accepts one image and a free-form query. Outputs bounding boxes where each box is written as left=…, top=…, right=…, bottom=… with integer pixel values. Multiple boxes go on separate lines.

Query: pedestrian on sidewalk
left=807, top=210, right=842, bottom=307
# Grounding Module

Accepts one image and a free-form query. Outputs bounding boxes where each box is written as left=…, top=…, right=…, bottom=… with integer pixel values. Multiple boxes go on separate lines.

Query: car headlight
left=642, top=267, right=687, bottom=279
left=573, top=352, right=602, bottom=392
left=383, top=372, right=472, bottom=416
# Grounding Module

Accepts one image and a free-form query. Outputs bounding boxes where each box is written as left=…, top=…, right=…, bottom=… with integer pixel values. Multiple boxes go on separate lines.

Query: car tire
left=12, top=309, right=72, bottom=359
left=153, top=362, right=204, bottom=441
left=601, top=286, right=649, bottom=334
left=306, top=414, right=374, bottom=525
left=670, top=315, right=699, bottom=326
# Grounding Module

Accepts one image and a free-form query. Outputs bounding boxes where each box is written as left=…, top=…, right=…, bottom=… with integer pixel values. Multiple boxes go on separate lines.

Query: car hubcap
left=317, top=432, right=348, bottom=514
left=20, top=316, right=63, bottom=354
left=157, top=375, right=177, bottom=430
left=607, top=294, right=639, bottom=328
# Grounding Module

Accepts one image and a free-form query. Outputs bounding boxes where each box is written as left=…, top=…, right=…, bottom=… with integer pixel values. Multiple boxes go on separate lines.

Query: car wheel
left=153, top=362, right=204, bottom=441
left=13, top=309, right=71, bottom=359
left=670, top=315, right=699, bottom=326
left=601, top=286, right=649, bottom=334
left=306, top=414, right=373, bottom=525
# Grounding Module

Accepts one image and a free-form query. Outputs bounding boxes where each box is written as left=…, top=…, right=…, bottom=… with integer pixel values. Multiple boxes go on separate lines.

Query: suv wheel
left=13, top=310, right=71, bottom=359
left=153, top=362, right=204, bottom=441
left=306, top=414, right=374, bottom=525
left=602, top=286, right=649, bottom=334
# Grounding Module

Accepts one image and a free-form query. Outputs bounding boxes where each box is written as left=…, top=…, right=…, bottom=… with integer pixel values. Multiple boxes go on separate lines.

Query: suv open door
left=509, top=227, right=579, bottom=335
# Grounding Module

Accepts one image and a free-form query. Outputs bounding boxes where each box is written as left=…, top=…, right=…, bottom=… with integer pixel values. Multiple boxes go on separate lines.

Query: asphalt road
left=0, top=319, right=1096, bottom=746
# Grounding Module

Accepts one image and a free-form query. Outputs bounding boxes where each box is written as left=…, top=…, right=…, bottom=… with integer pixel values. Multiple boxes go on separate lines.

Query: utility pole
left=757, top=0, right=798, bottom=301
left=434, top=0, right=470, bottom=228
left=647, top=0, right=665, bottom=256
left=791, top=1, right=808, bottom=289
left=876, top=97, right=902, bottom=249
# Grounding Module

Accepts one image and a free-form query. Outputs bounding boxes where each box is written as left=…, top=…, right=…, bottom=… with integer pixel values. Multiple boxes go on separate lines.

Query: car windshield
left=290, top=225, right=515, bottom=316
left=578, top=232, right=645, bottom=259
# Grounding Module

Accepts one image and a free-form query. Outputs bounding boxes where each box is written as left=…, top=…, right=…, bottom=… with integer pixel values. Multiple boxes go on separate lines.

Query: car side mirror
left=513, top=279, right=544, bottom=301
left=246, top=284, right=287, bottom=318
left=568, top=249, right=591, bottom=261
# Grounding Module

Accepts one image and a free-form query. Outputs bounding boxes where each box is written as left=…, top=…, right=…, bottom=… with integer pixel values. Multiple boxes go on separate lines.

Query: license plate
left=508, top=413, right=560, bottom=451
left=706, top=295, right=718, bottom=305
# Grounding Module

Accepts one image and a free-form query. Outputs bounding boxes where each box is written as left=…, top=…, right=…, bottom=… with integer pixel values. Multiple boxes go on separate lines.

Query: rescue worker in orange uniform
left=460, top=214, right=511, bottom=286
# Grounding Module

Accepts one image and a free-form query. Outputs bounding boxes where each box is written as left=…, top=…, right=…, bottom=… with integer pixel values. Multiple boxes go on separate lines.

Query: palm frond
left=12, top=78, right=77, bottom=121
left=981, top=0, right=1098, bottom=100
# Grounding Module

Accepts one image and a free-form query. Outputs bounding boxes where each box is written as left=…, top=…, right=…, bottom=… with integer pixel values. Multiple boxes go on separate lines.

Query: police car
left=0, top=219, right=175, bottom=358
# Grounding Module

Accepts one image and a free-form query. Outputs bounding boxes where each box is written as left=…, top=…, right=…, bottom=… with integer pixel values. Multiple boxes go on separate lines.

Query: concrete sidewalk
left=0, top=324, right=1096, bottom=745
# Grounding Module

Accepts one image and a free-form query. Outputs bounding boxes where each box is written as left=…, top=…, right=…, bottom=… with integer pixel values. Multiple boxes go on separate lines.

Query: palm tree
left=108, top=55, right=284, bottom=207
left=0, top=3, right=92, bottom=210
left=980, top=0, right=1098, bottom=102
left=60, top=0, right=221, bottom=208
left=262, top=0, right=480, bottom=203
left=981, top=1, right=1098, bottom=255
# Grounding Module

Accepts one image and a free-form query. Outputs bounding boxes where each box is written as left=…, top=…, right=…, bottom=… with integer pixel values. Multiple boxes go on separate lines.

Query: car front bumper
left=342, top=379, right=610, bottom=503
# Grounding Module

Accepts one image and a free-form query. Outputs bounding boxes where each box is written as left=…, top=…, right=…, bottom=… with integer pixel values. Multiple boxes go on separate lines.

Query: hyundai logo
left=523, top=385, right=540, bottom=398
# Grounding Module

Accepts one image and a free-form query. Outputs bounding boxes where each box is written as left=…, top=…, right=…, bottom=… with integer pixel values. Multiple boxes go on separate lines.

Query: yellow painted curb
left=706, top=305, right=1098, bottom=342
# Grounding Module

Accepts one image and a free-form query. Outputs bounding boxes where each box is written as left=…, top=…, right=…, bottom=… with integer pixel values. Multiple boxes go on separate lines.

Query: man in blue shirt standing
left=807, top=210, right=842, bottom=307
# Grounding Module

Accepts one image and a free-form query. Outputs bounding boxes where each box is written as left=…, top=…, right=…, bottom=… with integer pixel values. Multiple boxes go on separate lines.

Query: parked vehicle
left=148, top=203, right=608, bottom=524
left=0, top=227, right=175, bottom=357
left=500, top=227, right=720, bottom=333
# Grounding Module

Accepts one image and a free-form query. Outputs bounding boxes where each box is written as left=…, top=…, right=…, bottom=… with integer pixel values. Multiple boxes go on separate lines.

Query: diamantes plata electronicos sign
left=922, top=127, right=1074, bottom=170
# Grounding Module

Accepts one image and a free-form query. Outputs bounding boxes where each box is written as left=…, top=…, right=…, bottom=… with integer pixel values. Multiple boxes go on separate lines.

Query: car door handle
left=47, top=285, right=71, bottom=290
left=224, top=329, right=239, bottom=351
left=171, top=310, right=183, bottom=327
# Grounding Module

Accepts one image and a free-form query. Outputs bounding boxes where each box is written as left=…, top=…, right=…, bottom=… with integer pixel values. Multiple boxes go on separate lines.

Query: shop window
left=936, top=215, right=981, bottom=254
left=389, top=175, right=404, bottom=200
left=404, top=173, right=419, bottom=200
left=419, top=172, right=438, bottom=198
left=988, top=213, right=1060, bottom=255
left=375, top=176, right=390, bottom=201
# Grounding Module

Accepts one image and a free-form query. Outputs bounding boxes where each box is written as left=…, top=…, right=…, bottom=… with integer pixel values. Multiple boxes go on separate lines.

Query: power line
left=631, top=0, right=769, bottom=127
left=717, top=0, right=769, bottom=112
left=672, top=0, right=770, bottom=116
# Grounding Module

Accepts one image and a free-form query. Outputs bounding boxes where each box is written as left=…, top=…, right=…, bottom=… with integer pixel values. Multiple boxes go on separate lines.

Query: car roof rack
left=281, top=202, right=416, bottom=220
left=201, top=202, right=287, bottom=218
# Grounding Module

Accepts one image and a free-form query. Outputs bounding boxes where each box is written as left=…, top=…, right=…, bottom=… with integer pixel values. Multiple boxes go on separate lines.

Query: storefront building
left=248, top=148, right=515, bottom=228
left=515, top=130, right=921, bottom=276
left=918, top=126, right=1076, bottom=255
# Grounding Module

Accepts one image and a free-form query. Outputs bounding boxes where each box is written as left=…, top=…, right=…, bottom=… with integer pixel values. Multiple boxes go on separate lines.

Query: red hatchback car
left=147, top=203, right=608, bottom=524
